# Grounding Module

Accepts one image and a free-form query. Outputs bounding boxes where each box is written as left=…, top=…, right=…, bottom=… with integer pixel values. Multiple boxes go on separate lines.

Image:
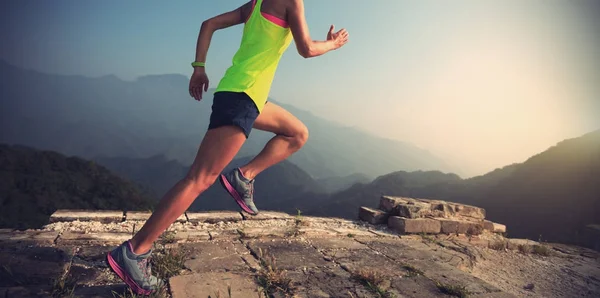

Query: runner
left=106, top=0, right=348, bottom=294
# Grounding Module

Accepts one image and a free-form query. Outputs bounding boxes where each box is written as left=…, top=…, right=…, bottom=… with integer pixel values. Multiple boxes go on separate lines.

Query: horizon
left=2, top=0, right=599, bottom=177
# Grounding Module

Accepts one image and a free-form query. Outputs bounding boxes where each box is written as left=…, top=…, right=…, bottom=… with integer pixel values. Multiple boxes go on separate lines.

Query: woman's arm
left=193, top=1, right=252, bottom=65
left=287, top=0, right=349, bottom=58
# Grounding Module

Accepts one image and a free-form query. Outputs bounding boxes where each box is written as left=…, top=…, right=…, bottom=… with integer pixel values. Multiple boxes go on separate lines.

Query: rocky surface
left=0, top=207, right=599, bottom=298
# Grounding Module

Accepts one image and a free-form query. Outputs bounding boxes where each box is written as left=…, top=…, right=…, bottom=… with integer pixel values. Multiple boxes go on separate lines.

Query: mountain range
left=0, top=60, right=453, bottom=180
left=315, top=129, right=600, bottom=245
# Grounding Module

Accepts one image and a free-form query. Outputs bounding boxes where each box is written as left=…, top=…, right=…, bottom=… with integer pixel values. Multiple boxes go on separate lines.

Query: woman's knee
left=184, top=171, right=219, bottom=194
left=290, top=124, right=309, bottom=149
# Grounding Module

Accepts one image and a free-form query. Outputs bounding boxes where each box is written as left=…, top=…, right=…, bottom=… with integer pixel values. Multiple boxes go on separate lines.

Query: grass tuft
left=255, top=248, right=294, bottom=296
left=351, top=268, right=395, bottom=298
left=436, top=282, right=470, bottom=298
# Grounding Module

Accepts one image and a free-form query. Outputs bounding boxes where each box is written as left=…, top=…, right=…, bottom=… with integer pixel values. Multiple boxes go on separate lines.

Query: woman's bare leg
left=129, top=125, right=247, bottom=254
left=238, top=102, right=308, bottom=180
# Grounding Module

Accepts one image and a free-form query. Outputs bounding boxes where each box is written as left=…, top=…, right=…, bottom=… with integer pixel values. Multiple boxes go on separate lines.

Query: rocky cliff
left=1, top=199, right=599, bottom=298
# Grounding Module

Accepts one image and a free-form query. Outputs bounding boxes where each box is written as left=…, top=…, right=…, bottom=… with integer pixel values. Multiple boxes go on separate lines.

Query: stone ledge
left=57, top=231, right=131, bottom=244
left=0, top=230, right=59, bottom=244
left=241, top=211, right=293, bottom=221
left=186, top=211, right=243, bottom=223
left=50, top=210, right=124, bottom=223
left=439, top=218, right=484, bottom=235
left=126, top=211, right=187, bottom=223
left=358, top=207, right=389, bottom=224
left=388, top=216, right=442, bottom=234
left=484, top=220, right=507, bottom=233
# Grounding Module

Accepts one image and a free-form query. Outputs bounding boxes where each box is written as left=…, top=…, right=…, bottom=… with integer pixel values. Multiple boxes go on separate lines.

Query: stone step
left=484, top=220, right=507, bottom=233
left=388, top=216, right=442, bottom=234
left=439, top=218, right=484, bottom=235
left=358, top=206, right=389, bottom=224
left=49, top=210, right=124, bottom=223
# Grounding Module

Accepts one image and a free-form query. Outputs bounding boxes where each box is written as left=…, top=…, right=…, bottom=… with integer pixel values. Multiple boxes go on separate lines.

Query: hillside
left=0, top=60, right=454, bottom=179
left=315, top=130, right=600, bottom=245
left=96, top=155, right=328, bottom=214
left=0, top=144, right=155, bottom=229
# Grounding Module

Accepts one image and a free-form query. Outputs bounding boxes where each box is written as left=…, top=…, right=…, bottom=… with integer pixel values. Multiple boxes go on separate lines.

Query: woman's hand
left=327, top=25, right=349, bottom=50
left=189, top=68, right=209, bottom=101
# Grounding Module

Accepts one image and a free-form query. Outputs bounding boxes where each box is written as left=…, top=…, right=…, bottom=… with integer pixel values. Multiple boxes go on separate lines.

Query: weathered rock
left=169, top=272, right=260, bottom=298
left=484, top=220, right=507, bottom=233
left=246, top=239, right=332, bottom=270
left=285, top=267, right=374, bottom=298
left=439, top=219, right=484, bottom=235
left=358, top=207, right=389, bottom=224
left=429, top=201, right=456, bottom=217
left=0, top=230, right=59, bottom=244
left=49, top=210, right=124, bottom=223
left=388, top=216, right=441, bottom=234
left=168, top=230, right=211, bottom=242
left=449, top=203, right=486, bottom=219
left=238, top=227, right=290, bottom=238
left=186, top=211, right=243, bottom=223
left=241, top=211, right=292, bottom=220
left=506, top=239, right=544, bottom=253
left=397, top=201, right=432, bottom=219
left=379, top=196, right=410, bottom=213
left=182, top=241, right=251, bottom=273
left=57, top=231, right=131, bottom=244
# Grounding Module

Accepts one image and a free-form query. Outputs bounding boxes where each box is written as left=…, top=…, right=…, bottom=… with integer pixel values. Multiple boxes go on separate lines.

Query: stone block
left=388, top=216, right=441, bottom=234
left=241, top=211, right=292, bottom=220
left=439, top=219, right=484, bottom=235
left=186, top=211, right=243, bottom=223
left=397, top=201, right=432, bottom=219
left=429, top=201, right=456, bottom=217
left=358, top=207, right=389, bottom=224
left=449, top=203, right=486, bottom=219
left=379, top=196, right=410, bottom=213
left=0, top=230, right=59, bottom=244
left=182, top=241, right=250, bottom=273
left=126, top=211, right=186, bottom=223
left=238, top=227, right=290, bottom=238
left=49, top=210, right=124, bottom=223
left=483, top=220, right=507, bottom=233
left=170, top=272, right=261, bottom=298
left=57, top=231, right=131, bottom=244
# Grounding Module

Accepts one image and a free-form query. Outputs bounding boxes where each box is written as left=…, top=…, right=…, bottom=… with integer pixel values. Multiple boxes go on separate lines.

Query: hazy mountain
left=314, top=130, right=600, bottom=245
left=0, top=60, right=454, bottom=179
left=317, top=173, right=373, bottom=193
left=96, top=155, right=328, bottom=214
left=0, top=144, right=155, bottom=229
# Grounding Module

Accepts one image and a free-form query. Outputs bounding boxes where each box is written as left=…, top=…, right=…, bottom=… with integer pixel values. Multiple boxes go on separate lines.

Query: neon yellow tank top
left=215, top=0, right=293, bottom=112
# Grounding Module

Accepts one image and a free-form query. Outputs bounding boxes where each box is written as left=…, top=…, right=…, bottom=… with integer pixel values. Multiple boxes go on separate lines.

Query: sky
left=1, top=0, right=599, bottom=177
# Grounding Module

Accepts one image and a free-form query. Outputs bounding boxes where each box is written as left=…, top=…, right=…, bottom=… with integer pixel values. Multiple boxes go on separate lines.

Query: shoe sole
left=106, top=253, right=153, bottom=296
left=219, top=174, right=258, bottom=215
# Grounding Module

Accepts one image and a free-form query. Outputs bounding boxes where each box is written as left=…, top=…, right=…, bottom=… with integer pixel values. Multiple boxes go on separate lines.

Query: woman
left=106, top=0, right=349, bottom=294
